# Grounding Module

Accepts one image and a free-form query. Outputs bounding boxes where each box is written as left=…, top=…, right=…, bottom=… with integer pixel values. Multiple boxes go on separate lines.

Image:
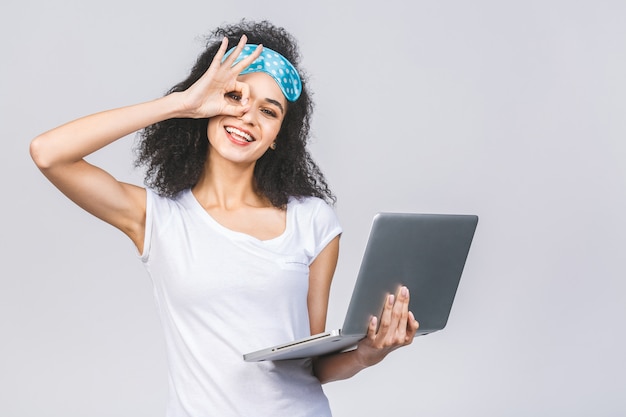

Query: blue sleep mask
left=222, top=44, right=302, bottom=102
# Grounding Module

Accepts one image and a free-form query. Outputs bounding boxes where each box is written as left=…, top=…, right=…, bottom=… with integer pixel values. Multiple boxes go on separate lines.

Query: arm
left=308, top=239, right=420, bottom=384
left=30, top=98, right=179, bottom=251
left=29, top=36, right=262, bottom=252
left=307, top=236, right=341, bottom=341
left=313, top=287, right=419, bottom=383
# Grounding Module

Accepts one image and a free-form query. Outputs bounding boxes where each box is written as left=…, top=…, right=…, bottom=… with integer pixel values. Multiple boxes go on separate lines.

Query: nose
left=238, top=105, right=257, bottom=125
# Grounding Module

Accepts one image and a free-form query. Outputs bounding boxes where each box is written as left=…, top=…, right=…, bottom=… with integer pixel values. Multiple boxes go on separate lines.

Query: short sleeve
left=138, top=189, right=155, bottom=263
left=309, top=199, right=343, bottom=263
left=289, top=197, right=342, bottom=265
left=139, top=188, right=177, bottom=263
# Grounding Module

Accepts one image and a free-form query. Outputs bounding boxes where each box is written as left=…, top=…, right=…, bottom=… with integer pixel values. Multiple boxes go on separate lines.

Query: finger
left=408, top=310, right=418, bottom=328
left=221, top=34, right=248, bottom=67
left=381, top=286, right=409, bottom=346
left=402, top=311, right=419, bottom=344
left=231, top=43, right=263, bottom=73
left=391, top=286, right=409, bottom=332
left=377, top=293, right=395, bottom=337
left=206, top=37, right=230, bottom=71
left=216, top=36, right=230, bottom=59
left=220, top=103, right=248, bottom=118
left=366, top=316, right=378, bottom=341
left=221, top=93, right=252, bottom=117
left=234, top=81, right=251, bottom=106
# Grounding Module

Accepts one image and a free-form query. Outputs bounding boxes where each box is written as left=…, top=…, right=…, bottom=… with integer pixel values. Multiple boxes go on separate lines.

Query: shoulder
left=142, top=188, right=194, bottom=260
left=289, top=196, right=338, bottom=224
left=145, top=188, right=193, bottom=227
left=289, top=196, right=342, bottom=259
left=289, top=195, right=334, bottom=213
left=147, top=188, right=190, bottom=208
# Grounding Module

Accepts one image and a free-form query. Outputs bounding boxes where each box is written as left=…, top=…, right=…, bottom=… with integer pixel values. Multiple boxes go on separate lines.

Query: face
left=207, top=72, right=287, bottom=166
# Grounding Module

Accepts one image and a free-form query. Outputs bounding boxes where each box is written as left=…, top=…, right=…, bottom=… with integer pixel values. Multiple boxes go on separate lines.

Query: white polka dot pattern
left=222, top=44, right=302, bottom=102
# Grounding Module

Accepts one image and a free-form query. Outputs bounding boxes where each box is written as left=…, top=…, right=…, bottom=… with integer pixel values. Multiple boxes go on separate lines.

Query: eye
left=226, top=92, right=241, bottom=101
left=261, top=108, right=277, bottom=118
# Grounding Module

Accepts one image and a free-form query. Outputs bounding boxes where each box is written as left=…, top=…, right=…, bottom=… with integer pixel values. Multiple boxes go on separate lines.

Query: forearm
left=312, top=348, right=369, bottom=384
left=313, top=288, right=420, bottom=384
left=30, top=93, right=184, bottom=169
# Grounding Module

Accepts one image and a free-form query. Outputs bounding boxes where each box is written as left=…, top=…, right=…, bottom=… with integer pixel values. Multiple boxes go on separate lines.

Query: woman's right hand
left=177, top=35, right=263, bottom=120
left=30, top=36, right=262, bottom=252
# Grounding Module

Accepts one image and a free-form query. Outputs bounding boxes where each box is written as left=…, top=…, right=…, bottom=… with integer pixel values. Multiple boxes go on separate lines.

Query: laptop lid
left=340, top=213, right=478, bottom=336
left=243, top=212, right=478, bottom=362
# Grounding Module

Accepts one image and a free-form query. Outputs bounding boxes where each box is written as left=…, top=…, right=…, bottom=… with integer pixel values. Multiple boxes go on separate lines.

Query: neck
left=192, top=153, right=266, bottom=210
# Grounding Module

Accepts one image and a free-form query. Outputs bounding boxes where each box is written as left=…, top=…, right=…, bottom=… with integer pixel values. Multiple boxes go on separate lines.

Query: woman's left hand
left=354, top=286, right=420, bottom=367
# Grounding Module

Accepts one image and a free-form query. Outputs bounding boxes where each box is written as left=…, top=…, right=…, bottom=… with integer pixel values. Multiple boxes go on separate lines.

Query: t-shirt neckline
left=183, top=189, right=292, bottom=244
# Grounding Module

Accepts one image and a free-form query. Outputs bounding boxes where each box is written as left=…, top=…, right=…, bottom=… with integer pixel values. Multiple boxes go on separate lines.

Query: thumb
left=219, top=104, right=249, bottom=118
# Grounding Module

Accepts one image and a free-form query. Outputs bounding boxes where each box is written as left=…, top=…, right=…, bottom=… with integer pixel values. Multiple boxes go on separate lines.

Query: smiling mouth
left=225, top=126, right=255, bottom=143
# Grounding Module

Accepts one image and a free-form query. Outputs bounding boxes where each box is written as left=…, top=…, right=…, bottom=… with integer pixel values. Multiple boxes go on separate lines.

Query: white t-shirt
left=140, top=189, right=342, bottom=417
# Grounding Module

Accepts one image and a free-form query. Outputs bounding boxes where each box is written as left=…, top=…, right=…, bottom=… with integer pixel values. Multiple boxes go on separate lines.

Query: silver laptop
left=243, top=212, right=479, bottom=362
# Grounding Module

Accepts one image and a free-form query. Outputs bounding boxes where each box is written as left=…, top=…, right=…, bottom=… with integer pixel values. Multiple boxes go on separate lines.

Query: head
left=135, top=19, right=334, bottom=207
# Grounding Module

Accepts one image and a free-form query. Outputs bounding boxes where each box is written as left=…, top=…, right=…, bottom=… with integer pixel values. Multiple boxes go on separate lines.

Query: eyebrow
left=265, top=98, right=285, bottom=115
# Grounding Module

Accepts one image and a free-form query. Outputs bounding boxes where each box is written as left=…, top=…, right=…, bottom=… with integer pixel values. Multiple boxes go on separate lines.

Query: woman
left=30, top=20, right=419, bottom=416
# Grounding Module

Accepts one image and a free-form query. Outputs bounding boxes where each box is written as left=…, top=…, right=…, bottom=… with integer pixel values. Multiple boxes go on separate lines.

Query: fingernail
left=241, top=98, right=248, bottom=106
left=401, top=286, right=408, bottom=297
left=388, top=294, right=395, bottom=305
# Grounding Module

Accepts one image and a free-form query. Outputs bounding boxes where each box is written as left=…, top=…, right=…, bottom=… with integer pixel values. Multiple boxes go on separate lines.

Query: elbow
left=312, top=358, right=328, bottom=384
left=312, top=356, right=338, bottom=385
left=29, top=134, right=54, bottom=170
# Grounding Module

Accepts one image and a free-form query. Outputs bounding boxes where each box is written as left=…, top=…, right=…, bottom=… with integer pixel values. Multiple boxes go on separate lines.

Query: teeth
left=226, top=127, right=254, bottom=142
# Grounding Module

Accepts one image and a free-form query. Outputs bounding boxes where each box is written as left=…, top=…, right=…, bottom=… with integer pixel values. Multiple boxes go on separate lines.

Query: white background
left=2, top=0, right=625, bottom=415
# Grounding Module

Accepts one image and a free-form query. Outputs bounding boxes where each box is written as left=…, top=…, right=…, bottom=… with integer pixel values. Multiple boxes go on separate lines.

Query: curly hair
left=134, top=20, right=336, bottom=208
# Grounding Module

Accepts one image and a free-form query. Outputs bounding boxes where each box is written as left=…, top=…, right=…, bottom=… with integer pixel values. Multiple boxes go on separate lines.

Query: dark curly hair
left=134, top=20, right=335, bottom=208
